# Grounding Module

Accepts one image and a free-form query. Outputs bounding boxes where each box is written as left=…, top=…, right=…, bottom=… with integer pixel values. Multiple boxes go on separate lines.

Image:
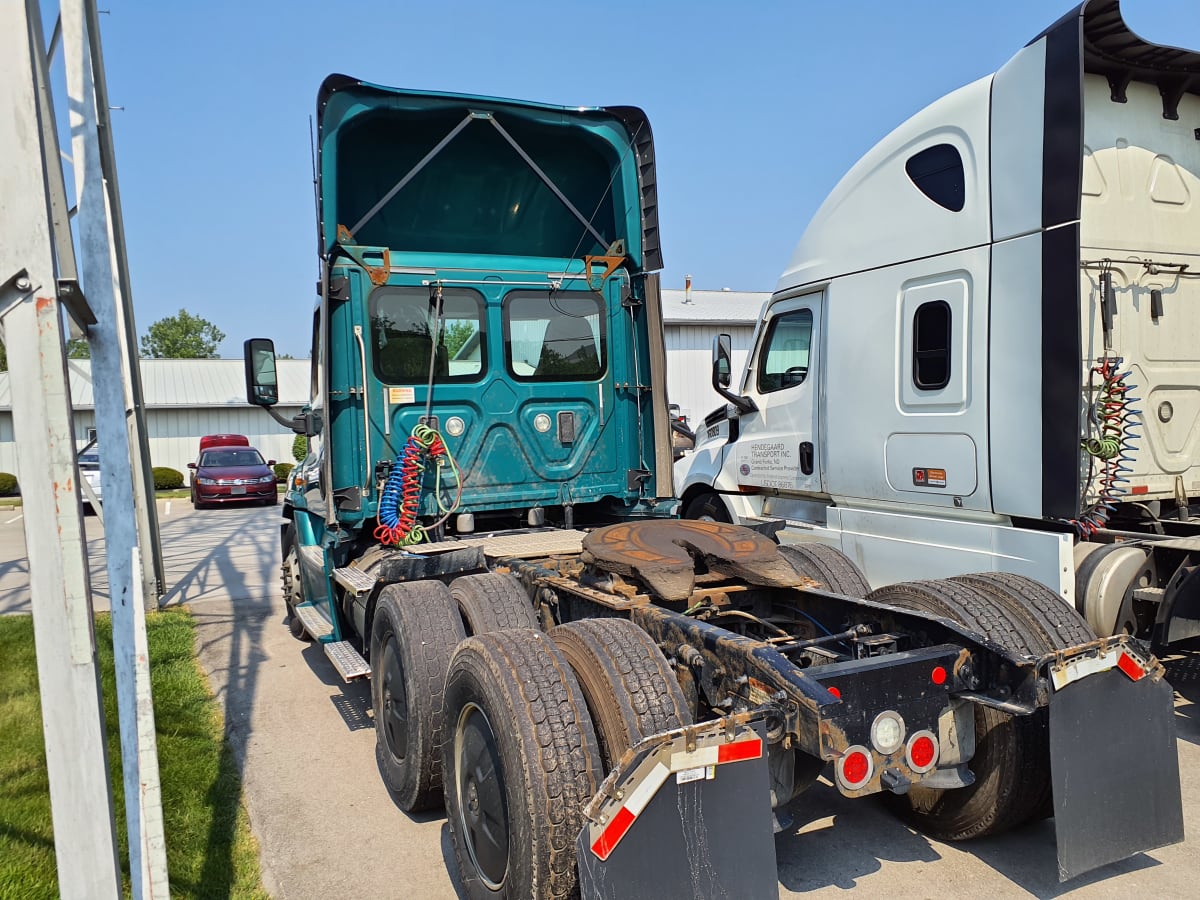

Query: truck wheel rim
left=455, top=702, right=508, bottom=889
left=380, top=637, right=409, bottom=760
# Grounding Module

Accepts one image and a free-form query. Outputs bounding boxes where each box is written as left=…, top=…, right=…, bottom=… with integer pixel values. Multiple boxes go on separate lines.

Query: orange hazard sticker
left=912, top=467, right=947, bottom=488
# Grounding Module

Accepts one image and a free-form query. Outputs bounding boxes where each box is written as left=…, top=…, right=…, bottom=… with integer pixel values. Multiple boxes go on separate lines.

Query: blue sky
left=75, top=0, right=1200, bottom=358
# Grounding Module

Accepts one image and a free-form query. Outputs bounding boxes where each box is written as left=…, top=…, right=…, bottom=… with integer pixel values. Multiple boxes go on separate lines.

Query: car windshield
left=200, top=449, right=264, bottom=468
left=78, top=453, right=100, bottom=469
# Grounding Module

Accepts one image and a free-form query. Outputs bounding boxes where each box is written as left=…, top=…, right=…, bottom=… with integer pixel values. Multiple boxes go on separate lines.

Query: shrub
left=292, top=434, right=308, bottom=463
left=0, top=472, right=17, bottom=496
left=152, top=467, right=184, bottom=490
left=274, top=462, right=294, bottom=484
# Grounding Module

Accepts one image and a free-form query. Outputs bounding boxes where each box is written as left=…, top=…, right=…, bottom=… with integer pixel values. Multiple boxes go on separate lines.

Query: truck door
left=733, top=293, right=822, bottom=494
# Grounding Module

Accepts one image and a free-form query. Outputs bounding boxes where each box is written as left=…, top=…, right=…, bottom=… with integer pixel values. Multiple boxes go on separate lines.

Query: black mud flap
left=576, top=718, right=777, bottom=900
left=1050, top=662, right=1183, bottom=881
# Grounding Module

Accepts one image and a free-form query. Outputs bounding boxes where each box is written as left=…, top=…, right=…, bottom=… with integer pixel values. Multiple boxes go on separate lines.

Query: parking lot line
left=5, top=514, right=22, bottom=525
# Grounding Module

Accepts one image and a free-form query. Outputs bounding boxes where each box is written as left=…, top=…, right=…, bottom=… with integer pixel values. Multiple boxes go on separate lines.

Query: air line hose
left=374, top=423, right=462, bottom=546
left=1070, top=356, right=1141, bottom=537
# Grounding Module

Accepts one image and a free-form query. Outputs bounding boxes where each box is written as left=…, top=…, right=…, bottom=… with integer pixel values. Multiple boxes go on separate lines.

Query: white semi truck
left=677, top=0, right=1200, bottom=649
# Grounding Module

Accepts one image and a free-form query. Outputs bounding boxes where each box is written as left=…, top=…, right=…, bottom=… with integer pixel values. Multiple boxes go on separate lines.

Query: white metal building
left=661, top=287, right=769, bottom=425
left=0, top=291, right=767, bottom=485
left=0, top=359, right=310, bottom=480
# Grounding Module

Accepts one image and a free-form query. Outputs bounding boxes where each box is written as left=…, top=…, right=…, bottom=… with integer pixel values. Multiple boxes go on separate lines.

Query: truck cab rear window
left=757, top=308, right=813, bottom=393
left=370, top=286, right=485, bottom=384
left=504, top=292, right=606, bottom=381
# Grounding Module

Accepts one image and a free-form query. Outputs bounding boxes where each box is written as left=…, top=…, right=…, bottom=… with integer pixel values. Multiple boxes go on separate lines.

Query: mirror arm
left=711, top=369, right=757, bottom=415
left=258, top=405, right=309, bottom=435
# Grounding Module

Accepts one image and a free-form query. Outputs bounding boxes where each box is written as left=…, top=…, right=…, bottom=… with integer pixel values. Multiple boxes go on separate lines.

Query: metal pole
left=0, top=3, right=121, bottom=895
left=78, top=0, right=164, bottom=607
left=64, top=3, right=169, bottom=895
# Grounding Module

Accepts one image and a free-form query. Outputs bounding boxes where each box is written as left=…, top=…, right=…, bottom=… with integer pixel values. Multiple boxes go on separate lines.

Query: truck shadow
left=774, top=779, right=941, bottom=892
left=775, top=779, right=1160, bottom=896
left=161, top=507, right=278, bottom=898
left=1166, top=655, right=1200, bottom=747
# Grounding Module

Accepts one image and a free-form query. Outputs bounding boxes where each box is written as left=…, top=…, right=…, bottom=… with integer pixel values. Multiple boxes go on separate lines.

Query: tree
left=292, top=434, right=308, bottom=463
left=443, top=320, right=476, bottom=358
left=66, top=338, right=90, bottom=358
left=139, top=309, right=225, bottom=358
left=0, top=340, right=6, bottom=372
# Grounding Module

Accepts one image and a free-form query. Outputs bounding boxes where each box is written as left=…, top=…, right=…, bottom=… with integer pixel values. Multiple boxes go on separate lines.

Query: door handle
left=799, top=442, right=814, bottom=476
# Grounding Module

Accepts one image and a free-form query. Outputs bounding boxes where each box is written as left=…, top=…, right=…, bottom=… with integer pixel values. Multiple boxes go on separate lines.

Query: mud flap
left=1050, top=663, right=1183, bottom=881
left=576, top=719, right=777, bottom=900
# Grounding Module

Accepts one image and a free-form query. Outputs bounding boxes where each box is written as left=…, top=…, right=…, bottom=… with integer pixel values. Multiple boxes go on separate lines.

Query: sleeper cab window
left=757, top=308, right=813, bottom=393
left=913, top=300, right=951, bottom=390
left=905, top=143, right=965, bottom=212
left=504, top=291, right=606, bottom=381
left=370, top=286, right=485, bottom=384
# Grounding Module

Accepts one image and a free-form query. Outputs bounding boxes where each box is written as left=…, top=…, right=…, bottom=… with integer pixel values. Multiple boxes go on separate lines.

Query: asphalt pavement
left=2, top=503, right=1198, bottom=898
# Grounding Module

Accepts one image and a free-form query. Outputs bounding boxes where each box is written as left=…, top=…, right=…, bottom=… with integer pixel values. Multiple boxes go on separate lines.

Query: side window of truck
left=912, top=300, right=951, bottom=390
left=370, top=286, right=485, bottom=383
left=757, top=308, right=813, bottom=393
left=504, top=291, right=606, bottom=381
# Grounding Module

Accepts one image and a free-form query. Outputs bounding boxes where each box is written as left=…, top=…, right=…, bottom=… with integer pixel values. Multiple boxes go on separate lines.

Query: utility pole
left=64, top=1, right=169, bottom=895
left=65, top=0, right=165, bottom=610
left=0, top=3, right=121, bottom=897
left=1, top=2, right=169, bottom=897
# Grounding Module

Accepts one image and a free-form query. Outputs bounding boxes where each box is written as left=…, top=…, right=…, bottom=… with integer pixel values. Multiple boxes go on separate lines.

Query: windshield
left=200, top=449, right=265, bottom=468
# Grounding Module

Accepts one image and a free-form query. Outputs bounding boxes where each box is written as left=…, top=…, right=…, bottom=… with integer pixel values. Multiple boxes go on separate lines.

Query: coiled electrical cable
left=1070, top=356, right=1142, bottom=537
left=374, top=423, right=461, bottom=546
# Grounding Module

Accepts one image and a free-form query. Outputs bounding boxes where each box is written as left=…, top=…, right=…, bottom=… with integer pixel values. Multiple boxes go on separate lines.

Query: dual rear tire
left=369, top=575, right=688, bottom=899
left=442, top=619, right=689, bottom=899
left=868, top=573, right=1096, bottom=840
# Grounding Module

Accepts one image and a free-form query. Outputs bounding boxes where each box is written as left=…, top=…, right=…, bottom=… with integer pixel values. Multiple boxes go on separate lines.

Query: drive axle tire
left=371, top=580, right=466, bottom=812
left=450, top=573, right=541, bottom=634
left=867, top=577, right=1093, bottom=840
left=778, top=543, right=871, bottom=597
left=443, top=629, right=602, bottom=900
left=682, top=491, right=732, bottom=523
left=551, top=618, right=692, bottom=771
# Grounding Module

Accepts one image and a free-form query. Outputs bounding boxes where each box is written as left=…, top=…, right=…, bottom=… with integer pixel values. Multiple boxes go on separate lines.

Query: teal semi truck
left=244, top=72, right=1183, bottom=897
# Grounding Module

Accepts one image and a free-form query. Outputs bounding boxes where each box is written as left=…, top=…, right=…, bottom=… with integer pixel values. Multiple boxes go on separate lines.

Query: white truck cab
left=677, top=0, right=1200, bottom=648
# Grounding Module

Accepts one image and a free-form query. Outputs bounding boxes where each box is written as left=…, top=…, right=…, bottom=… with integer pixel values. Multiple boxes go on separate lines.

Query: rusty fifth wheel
left=581, top=519, right=811, bottom=600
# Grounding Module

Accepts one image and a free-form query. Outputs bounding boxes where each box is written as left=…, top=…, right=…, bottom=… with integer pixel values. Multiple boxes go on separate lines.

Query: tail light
left=835, top=745, right=874, bottom=791
left=906, top=730, right=939, bottom=774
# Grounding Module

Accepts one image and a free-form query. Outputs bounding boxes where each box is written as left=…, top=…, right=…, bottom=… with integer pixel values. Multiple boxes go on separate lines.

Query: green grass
left=0, top=610, right=268, bottom=899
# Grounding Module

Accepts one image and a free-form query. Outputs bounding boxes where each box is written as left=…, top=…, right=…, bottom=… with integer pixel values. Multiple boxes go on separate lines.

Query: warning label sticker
left=388, top=387, right=415, bottom=404
left=912, top=467, right=947, bottom=488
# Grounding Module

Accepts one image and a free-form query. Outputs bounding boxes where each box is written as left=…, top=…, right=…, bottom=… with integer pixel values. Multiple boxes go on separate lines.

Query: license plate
left=231, top=486, right=246, bottom=495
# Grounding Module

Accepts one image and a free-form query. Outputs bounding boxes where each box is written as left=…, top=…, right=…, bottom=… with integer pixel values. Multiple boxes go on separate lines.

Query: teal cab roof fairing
left=316, top=75, right=662, bottom=272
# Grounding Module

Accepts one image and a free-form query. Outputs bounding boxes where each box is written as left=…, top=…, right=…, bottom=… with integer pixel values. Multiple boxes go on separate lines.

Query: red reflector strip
left=1131, top=485, right=1149, bottom=495
left=590, top=806, right=635, bottom=861
left=716, top=738, right=763, bottom=764
left=1117, top=651, right=1146, bottom=682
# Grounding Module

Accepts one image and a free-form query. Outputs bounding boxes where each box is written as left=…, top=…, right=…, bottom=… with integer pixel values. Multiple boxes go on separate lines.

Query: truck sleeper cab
left=244, top=55, right=1183, bottom=900
left=678, top=0, right=1200, bottom=650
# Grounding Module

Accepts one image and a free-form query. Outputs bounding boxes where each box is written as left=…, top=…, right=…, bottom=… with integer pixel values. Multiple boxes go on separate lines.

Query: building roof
left=0, top=359, right=310, bottom=410
left=660, top=289, right=768, bottom=325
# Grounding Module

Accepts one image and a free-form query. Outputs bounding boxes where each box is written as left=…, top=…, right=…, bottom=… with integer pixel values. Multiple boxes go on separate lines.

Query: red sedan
left=189, top=444, right=278, bottom=509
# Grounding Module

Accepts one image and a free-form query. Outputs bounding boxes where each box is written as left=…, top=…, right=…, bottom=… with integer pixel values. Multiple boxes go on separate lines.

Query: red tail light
left=835, top=745, right=874, bottom=791
left=906, top=730, right=939, bottom=774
